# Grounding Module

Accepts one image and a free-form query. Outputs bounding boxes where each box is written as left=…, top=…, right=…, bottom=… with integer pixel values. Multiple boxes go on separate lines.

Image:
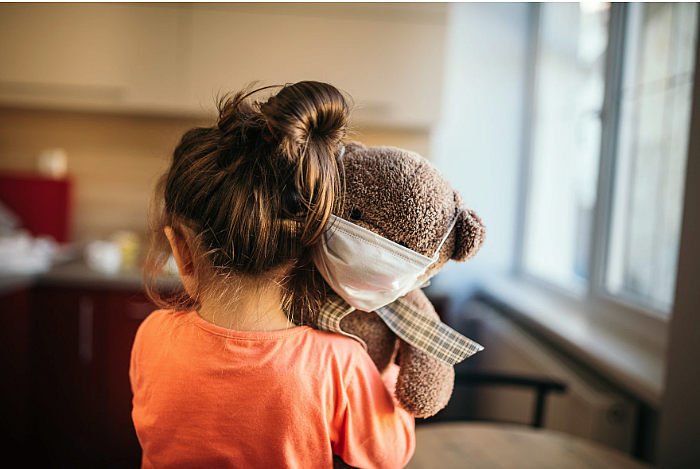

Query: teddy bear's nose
left=397, top=241, right=408, bottom=248
left=350, top=208, right=362, bottom=220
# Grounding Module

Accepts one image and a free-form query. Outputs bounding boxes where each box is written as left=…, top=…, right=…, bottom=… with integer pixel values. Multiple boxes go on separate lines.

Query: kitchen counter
left=0, top=274, right=35, bottom=296
left=0, top=259, right=181, bottom=295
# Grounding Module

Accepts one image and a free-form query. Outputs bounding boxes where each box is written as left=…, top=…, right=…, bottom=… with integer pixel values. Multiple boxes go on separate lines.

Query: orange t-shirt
left=129, top=309, right=415, bottom=469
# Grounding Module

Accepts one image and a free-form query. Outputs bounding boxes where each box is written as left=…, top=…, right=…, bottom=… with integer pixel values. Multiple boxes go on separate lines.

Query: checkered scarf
left=317, top=296, right=484, bottom=366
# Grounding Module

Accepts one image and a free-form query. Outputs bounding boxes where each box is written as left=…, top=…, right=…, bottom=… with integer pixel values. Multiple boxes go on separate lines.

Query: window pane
left=606, top=2, right=698, bottom=313
left=523, top=2, right=610, bottom=291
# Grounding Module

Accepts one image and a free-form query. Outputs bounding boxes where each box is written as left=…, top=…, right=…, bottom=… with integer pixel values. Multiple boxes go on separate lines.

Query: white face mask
left=312, top=210, right=462, bottom=312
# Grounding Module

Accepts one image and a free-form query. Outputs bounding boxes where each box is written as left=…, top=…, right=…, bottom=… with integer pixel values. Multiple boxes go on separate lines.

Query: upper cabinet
left=0, top=3, right=185, bottom=112
left=0, top=3, right=446, bottom=128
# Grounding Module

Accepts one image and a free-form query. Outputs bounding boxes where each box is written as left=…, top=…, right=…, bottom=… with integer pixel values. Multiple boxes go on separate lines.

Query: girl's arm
left=332, top=352, right=416, bottom=469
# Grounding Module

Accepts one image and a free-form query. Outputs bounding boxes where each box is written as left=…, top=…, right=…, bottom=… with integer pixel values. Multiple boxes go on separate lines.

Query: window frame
left=514, top=2, right=677, bottom=351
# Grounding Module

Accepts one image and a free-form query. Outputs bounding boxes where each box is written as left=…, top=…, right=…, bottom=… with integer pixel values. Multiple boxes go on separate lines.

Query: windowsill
left=474, top=275, right=666, bottom=409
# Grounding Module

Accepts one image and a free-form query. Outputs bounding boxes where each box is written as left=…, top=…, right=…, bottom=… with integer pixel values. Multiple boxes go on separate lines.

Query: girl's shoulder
left=132, top=308, right=198, bottom=348
left=303, top=326, right=367, bottom=354
left=137, top=308, right=189, bottom=331
left=299, top=328, right=372, bottom=383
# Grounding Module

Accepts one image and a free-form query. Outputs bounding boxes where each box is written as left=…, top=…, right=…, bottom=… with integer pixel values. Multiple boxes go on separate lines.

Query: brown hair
left=142, top=81, right=351, bottom=325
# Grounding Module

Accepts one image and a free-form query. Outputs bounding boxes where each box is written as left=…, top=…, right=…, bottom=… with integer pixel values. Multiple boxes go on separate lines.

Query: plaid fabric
left=317, top=296, right=369, bottom=350
left=317, top=296, right=484, bottom=366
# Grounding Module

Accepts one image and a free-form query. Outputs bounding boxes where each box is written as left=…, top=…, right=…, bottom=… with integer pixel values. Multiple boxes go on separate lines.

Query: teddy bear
left=315, top=141, right=486, bottom=421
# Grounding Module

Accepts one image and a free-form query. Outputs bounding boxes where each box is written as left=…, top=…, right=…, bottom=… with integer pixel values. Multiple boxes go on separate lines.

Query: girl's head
left=143, top=81, right=351, bottom=325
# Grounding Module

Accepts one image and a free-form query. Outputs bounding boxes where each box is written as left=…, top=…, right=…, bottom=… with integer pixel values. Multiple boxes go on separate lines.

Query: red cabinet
left=0, top=172, right=73, bottom=243
left=30, top=285, right=154, bottom=468
left=0, top=286, right=32, bottom=454
left=105, top=291, right=154, bottom=466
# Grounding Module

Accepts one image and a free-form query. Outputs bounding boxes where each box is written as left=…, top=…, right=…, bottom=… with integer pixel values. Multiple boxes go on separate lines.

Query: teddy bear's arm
left=336, top=288, right=456, bottom=418
left=394, top=288, right=455, bottom=418
left=338, top=309, right=398, bottom=373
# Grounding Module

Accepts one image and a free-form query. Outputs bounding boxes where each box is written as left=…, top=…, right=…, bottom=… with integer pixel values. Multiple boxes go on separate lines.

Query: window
left=522, top=2, right=609, bottom=293
left=521, top=2, right=698, bottom=315
left=606, top=2, right=698, bottom=312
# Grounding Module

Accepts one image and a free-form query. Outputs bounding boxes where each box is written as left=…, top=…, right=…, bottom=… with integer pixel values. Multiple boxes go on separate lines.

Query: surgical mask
left=312, top=209, right=462, bottom=312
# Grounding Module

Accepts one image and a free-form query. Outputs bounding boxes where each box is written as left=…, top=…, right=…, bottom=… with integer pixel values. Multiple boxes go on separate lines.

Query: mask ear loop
left=431, top=209, right=464, bottom=259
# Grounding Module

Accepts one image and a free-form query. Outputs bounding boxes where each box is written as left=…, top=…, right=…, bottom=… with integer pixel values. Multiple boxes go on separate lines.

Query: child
left=130, top=81, right=416, bottom=468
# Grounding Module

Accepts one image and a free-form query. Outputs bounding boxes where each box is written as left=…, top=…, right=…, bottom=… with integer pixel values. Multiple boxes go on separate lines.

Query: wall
left=657, top=10, right=700, bottom=465
left=427, top=2, right=531, bottom=307
left=0, top=106, right=430, bottom=243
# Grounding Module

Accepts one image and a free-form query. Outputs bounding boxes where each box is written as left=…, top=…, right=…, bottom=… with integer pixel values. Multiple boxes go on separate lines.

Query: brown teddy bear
left=315, top=141, right=486, bottom=421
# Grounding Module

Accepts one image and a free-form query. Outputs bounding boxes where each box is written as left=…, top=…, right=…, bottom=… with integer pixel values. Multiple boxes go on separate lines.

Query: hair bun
left=260, top=81, right=349, bottom=154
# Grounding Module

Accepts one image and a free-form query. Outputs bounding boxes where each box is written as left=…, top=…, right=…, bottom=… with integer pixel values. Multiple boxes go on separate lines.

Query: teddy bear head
left=337, top=141, right=485, bottom=282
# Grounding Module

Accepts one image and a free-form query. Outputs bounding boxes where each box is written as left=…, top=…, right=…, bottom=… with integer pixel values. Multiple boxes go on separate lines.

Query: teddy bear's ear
left=342, top=141, right=366, bottom=154
left=451, top=193, right=485, bottom=262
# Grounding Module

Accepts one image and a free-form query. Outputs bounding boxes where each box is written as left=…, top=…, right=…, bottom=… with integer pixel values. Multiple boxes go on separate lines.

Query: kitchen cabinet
left=0, top=3, right=446, bottom=127
left=0, top=285, right=32, bottom=456
left=30, top=284, right=153, bottom=468
left=0, top=3, right=185, bottom=114
left=104, top=290, right=153, bottom=465
left=186, top=4, right=446, bottom=127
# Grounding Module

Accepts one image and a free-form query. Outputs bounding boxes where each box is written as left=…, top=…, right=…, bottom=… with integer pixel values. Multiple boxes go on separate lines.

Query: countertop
left=0, top=259, right=181, bottom=295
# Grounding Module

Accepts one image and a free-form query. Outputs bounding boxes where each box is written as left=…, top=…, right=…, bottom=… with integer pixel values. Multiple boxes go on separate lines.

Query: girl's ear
left=451, top=197, right=485, bottom=262
left=164, top=225, right=198, bottom=299
left=164, top=226, right=195, bottom=276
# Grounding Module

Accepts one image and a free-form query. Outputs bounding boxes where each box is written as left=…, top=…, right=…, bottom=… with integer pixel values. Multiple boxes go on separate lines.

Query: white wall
left=427, top=2, right=531, bottom=306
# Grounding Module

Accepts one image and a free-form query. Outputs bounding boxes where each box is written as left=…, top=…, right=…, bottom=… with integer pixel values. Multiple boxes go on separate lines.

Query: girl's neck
left=198, top=305, right=295, bottom=332
left=196, top=274, right=296, bottom=332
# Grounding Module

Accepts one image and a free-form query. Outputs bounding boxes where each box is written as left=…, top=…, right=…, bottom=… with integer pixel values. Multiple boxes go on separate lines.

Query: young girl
left=130, top=81, right=415, bottom=468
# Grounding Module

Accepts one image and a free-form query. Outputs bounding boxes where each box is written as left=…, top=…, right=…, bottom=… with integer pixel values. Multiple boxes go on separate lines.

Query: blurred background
left=0, top=2, right=698, bottom=468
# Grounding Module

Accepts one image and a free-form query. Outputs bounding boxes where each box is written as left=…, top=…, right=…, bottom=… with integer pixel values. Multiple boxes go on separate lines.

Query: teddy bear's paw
left=395, top=342, right=455, bottom=418
left=339, top=310, right=397, bottom=372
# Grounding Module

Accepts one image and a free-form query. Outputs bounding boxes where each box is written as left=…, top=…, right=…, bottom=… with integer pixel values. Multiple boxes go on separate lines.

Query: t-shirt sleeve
left=332, top=352, right=416, bottom=469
